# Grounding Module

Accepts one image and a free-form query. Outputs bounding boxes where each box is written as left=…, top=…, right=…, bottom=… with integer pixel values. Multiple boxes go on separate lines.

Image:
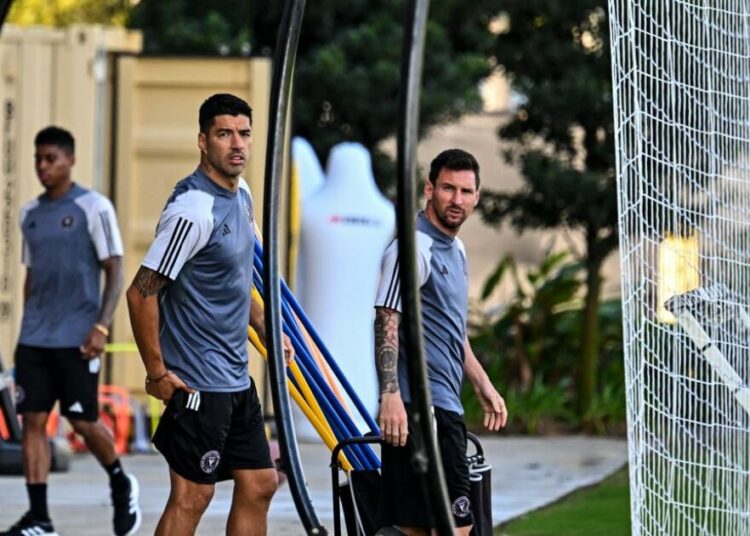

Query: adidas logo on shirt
left=68, top=401, right=84, bottom=413
left=222, top=224, right=231, bottom=236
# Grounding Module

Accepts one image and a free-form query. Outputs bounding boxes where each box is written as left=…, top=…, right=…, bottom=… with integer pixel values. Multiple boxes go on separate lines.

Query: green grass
left=495, top=468, right=631, bottom=536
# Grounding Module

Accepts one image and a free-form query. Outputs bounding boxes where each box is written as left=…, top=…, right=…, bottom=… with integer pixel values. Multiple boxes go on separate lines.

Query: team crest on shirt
left=61, top=215, right=75, bottom=229
left=451, top=495, right=471, bottom=518
left=200, top=450, right=221, bottom=474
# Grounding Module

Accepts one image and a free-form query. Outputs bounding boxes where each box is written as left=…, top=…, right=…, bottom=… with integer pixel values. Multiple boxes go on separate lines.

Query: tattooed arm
left=375, top=306, right=408, bottom=447
left=126, top=266, right=193, bottom=401
left=375, top=306, right=400, bottom=394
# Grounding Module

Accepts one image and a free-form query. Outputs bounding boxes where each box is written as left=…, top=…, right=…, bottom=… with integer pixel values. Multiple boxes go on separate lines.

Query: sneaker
left=111, top=473, right=141, bottom=536
left=0, top=512, right=59, bottom=535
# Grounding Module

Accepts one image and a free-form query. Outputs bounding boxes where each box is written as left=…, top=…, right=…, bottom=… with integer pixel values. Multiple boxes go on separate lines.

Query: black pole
left=262, top=0, right=326, bottom=534
left=0, top=356, right=21, bottom=442
left=396, top=0, right=455, bottom=534
left=0, top=0, right=13, bottom=33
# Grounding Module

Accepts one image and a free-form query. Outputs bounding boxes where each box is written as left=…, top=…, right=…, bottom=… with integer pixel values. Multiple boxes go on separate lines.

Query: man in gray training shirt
left=2, top=126, right=140, bottom=536
left=126, top=93, right=292, bottom=536
left=374, top=149, right=508, bottom=536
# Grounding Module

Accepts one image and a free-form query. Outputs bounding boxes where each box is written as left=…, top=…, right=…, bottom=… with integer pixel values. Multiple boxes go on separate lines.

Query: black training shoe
left=0, top=512, right=59, bottom=535
left=112, top=473, right=142, bottom=536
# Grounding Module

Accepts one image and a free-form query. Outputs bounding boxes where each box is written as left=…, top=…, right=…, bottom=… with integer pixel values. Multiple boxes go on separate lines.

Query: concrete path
left=0, top=436, right=627, bottom=535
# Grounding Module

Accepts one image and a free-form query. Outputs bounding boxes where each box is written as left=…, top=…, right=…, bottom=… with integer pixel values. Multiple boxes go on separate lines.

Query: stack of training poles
left=249, top=235, right=381, bottom=474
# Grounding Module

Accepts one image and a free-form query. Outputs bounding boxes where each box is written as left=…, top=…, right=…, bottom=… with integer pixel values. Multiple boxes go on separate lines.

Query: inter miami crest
left=451, top=495, right=471, bottom=518
left=200, top=450, right=221, bottom=474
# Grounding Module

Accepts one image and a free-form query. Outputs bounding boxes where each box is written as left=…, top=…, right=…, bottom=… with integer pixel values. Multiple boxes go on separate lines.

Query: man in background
left=2, top=126, right=140, bottom=536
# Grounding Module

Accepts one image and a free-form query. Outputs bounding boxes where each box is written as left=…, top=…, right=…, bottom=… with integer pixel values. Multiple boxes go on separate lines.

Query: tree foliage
left=479, top=0, right=617, bottom=411
left=128, top=1, right=252, bottom=56
left=7, top=0, right=130, bottom=26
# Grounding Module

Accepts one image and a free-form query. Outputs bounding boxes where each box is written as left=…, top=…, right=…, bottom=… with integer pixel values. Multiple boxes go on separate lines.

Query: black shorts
left=153, top=381, right=273, bottom=484
left=14, top=344, right=101, bottom=422
left=379, top=406, right=473, bottom=528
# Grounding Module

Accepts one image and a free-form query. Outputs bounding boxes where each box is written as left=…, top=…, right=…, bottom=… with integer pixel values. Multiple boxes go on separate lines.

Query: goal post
left=609, top=1, right=750, bottom=534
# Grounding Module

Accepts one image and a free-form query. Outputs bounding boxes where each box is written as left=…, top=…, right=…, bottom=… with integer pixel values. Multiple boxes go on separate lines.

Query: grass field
left=495, top=468, right=631, bottom=536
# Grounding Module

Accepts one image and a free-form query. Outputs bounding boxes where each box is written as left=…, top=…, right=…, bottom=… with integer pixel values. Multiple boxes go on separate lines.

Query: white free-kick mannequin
left=292, top=137, right=325, bottom=201
left=297, top=142, right=395, bottom=437
left=292, top=137, right=326, bottom=299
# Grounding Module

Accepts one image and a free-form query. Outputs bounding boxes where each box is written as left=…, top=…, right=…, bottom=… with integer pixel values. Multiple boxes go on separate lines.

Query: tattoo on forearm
left=132, top=266, right=170, bottom=298
left=375, top=308, right=400, bottom=394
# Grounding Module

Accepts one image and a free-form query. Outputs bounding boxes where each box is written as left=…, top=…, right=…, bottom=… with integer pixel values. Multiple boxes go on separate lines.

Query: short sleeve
left=89, top=196, right=124, bottom=260
left=72, top=192, right=124, bottom=261
left=141, top=189, right=214, bottom=280
left=19, top=199, right=38, bottom=267
left=374, top=233, right=432, bottom=312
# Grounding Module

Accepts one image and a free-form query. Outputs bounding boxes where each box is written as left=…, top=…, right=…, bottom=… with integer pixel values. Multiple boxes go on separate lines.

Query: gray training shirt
left=19, top=183, right=123, bottom=348
left=142, top=169, right=255, bottom=393
left=374, top=211, right=469, bottom=414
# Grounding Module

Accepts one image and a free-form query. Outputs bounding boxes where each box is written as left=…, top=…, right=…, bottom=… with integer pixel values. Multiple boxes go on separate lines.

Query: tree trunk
left=579, top=251, right=603, bottom=414
left=513, top=317, right=533, bottom=391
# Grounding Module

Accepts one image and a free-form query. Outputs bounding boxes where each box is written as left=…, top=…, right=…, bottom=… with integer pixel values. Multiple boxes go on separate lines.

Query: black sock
left=27, top=483, right=49, bottom=522
left=104, top=459, right=128, bottom=490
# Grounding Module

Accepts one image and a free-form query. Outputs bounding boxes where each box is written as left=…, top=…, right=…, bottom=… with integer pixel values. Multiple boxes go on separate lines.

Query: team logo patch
left=451, top=496, right=471, bottom=518
left=14, top=385, right=24, bottom=404
left=61, top=215, right=75, bottom=228
left=200, top=450, right=221, bottom=474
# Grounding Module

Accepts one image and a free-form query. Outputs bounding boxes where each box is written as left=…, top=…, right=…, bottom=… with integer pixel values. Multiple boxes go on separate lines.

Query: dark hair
left=199, top=93, right=253, bottom=133
left=428, top=148, right=480, bottom=189
left=34, top=126, right=75, bottom=154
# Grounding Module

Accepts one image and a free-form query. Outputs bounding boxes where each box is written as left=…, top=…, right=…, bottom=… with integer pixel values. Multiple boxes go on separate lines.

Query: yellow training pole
left=247, top=326, right=353, bottom=471
left=294, top=311, right=351, bottom=412
left=251, top=288, right=335, bottom=433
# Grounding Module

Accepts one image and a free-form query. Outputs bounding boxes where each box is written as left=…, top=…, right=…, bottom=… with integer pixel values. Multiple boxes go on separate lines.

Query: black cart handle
left=331, top=436, right=383, bottom=536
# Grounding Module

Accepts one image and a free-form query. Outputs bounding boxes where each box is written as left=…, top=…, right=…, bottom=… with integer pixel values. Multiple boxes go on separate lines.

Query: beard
left=434, top=204, right=467, bottom=230
left=204, top=152, right=245, bottom=179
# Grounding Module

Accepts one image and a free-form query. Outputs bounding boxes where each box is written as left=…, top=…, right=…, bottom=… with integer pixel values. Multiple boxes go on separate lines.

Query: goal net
left=609, top=1, right=750, bottom=534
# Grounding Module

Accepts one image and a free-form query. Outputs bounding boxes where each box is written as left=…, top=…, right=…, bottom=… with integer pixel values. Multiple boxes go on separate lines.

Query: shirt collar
left=416, top=211, right=453, bottom=244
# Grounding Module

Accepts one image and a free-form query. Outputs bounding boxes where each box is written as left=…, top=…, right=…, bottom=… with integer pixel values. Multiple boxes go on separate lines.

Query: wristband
left=146, top=371, right=169, bottom=384
left=93, top=323, right=110, bottom=337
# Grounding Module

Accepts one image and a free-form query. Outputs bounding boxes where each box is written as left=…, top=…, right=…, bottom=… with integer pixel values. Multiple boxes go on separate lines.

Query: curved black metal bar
left=262, top=0, right=325, bottom=534
left=395, top=0, right=455, bottom=534
left=0, top=1, right=13, bottom=33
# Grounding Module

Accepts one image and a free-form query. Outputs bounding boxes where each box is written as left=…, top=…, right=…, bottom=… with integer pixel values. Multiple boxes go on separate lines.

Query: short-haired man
left=1, top=126, right=140, bottom=536
left=126, top=93, right=292, bottom=535
left=374, top=148, right=508, bottom=535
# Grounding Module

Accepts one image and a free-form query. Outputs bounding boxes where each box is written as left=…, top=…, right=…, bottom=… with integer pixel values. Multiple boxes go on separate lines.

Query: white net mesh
left=609, top=1, right=750, bottom=534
